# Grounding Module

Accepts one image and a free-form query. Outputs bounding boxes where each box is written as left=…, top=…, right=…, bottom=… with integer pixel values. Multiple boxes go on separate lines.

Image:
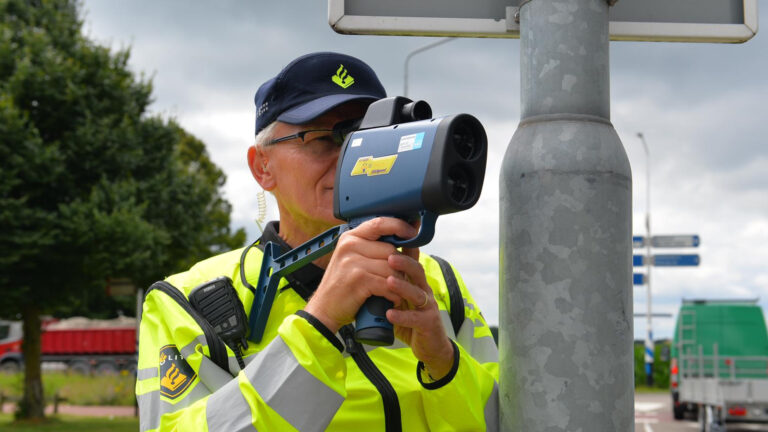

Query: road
left=636, top=392, right=768, bottom=431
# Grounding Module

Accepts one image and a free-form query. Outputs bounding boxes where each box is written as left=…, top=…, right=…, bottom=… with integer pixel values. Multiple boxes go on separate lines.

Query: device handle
left=248, top=224, right=350, bottom=343
left=374, top=210, right=439, bottom=248
left=352, top=211, right=439, bottom=346
left=248, top=212, right=439, bottom=345
left=354, top=296, right=394, bottom=346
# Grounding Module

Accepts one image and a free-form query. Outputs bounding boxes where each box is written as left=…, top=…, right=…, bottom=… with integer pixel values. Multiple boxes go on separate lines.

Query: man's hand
left=385, top=249, right=454, bottom=380
left=304, top=217, right=416, bottom=333
left=304, top=217, right=455, bottom=379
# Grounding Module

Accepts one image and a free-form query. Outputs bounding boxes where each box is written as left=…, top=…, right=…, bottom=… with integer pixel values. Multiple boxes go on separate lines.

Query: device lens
left=452, top=122, right=479, bottom=161
left=447, top=165, right=473, bottom=205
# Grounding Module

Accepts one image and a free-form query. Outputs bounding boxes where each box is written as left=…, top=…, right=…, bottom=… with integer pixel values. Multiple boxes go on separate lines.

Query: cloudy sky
left=80, top=1, right=768, bottom=341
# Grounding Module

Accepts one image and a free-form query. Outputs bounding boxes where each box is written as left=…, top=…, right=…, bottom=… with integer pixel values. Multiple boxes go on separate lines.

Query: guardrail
left=680, top=344, right=768, bottom=380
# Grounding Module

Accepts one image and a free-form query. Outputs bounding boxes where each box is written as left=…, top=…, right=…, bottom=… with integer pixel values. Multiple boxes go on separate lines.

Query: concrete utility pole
left=637, top=131, right=654, bottom=387
left=499, top=0, right=634, bottom=430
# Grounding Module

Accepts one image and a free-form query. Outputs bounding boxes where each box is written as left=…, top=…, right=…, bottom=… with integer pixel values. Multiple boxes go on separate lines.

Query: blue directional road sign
left=633, top=255, right=645, bottom=266
left=633, top=236, right=645, bottom=248
left=633, top=273, right=645, bottom=285
left=652, top=235, right=700, bottom=248
left=653, top=254, right=700, bottom=267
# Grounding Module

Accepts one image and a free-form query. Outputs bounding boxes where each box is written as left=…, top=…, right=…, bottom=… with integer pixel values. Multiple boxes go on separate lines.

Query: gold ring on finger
left=417, top=291, right=429, bottom=309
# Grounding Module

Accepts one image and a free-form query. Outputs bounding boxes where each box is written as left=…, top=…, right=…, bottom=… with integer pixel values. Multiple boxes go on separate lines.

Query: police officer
left=136, top=52, right=498, bottom=432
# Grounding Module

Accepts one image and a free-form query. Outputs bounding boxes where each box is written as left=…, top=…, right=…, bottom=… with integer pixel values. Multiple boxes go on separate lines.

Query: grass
left=0, top=372, right=135, bottom=406
left=635, top=385, right=669, bottom=394
left=0, top=413, right=138, bottom=432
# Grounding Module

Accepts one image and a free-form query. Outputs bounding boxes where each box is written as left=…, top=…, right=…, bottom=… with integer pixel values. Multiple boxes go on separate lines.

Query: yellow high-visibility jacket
left=136, top=237, right=498, bottom=431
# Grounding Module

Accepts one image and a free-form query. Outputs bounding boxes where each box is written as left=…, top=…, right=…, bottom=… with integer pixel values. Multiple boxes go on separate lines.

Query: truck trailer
left=0, top=317, right=137, bottom=374
left=671, top=299, right=768, bottom=431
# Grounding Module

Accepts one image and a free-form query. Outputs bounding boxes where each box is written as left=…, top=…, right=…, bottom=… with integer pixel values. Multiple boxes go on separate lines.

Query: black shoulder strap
left=146, top=281, right=231, bottom=373
left=430, top=255, right=465, bottom=336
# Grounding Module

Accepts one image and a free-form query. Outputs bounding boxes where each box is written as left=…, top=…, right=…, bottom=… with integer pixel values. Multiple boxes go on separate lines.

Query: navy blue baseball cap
left=254, top=52, right=387, bottom=136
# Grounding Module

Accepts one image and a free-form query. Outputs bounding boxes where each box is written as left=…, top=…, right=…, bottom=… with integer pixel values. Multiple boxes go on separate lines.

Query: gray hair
left=255, top=122, right=278, bottom=148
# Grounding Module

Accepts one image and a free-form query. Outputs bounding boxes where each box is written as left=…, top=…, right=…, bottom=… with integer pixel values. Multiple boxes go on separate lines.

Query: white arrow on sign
left=651, top=235, right=700, bottom=248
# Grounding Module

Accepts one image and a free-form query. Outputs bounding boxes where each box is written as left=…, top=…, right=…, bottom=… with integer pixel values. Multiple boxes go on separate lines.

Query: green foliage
left=0, top=0, right=245, bottom=318
left=634, top=341, right=671, bottom=389
left=0, top=0, right=246, bottom=419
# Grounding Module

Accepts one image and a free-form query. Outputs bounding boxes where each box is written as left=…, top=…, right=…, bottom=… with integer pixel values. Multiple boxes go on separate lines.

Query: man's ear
left=247, top=145, right=276, bottom=190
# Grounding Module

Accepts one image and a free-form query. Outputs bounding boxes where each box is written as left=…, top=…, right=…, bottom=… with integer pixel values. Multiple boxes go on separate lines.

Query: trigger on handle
left=381, top=211, right=438, bottom=248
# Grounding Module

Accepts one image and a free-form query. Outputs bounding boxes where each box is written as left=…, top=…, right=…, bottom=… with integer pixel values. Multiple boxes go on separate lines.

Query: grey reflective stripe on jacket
left=453, top=295, right=498, bottom=432
left=137, top=367, right=158, bottom=380
left=439, top=309, right=457, bottom=339
left=455, top=300, right=497, bottom=366
left=250, top=334, right=342, bottom=430
left=138, top=382, right=211, bottom=432
left=137, top=335, right=240, bottom=431
left=180, top=334, right=242, bottom=383
left=456, top=317, right=498, bottom=365
left=485, top=382, right=500, bottom=431
left=206, top=376, right=258, bottom=432
left=205, top=334, right=343, bottom=431
left=198, top=352, right=235, bottom=392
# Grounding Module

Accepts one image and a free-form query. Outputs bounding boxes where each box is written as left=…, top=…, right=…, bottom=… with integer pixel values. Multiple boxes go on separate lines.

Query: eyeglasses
left=268, top=118, right=362, bottom=147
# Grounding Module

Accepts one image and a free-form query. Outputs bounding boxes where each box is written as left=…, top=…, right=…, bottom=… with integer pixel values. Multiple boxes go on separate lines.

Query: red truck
left=0, top=317, right=137, bottom=374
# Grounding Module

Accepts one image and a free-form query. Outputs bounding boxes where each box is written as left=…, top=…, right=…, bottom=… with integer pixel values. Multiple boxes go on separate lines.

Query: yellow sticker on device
left=350, top=155, right=398, bottom=177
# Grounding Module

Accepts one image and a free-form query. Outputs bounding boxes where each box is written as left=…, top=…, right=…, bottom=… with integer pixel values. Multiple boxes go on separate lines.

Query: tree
left=0, top=0, right=246, bottom=420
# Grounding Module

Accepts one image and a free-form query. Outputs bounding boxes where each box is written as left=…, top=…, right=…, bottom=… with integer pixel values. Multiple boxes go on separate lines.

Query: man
left=136, top=52, right=498, bottom=432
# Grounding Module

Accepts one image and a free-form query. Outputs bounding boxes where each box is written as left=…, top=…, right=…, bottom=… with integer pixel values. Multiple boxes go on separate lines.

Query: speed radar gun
left=249, top=96, right=487, bottom=346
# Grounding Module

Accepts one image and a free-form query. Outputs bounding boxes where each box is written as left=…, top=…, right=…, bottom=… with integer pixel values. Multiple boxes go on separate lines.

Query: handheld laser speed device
left=248, top=96, right=487, bottom=346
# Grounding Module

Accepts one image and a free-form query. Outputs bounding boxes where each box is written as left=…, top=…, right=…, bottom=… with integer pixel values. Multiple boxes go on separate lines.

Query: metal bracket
left=506, top=7, right=521, bottom=28
left=511, top=0, right=618, bottom=25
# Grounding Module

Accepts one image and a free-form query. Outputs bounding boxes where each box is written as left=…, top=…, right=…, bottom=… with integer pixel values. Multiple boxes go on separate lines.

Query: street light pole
left=637, top=132, right=654, bottom=387
left=403, top=38, right=455, bottom=97
left=500, top=1, right=634, bottom=429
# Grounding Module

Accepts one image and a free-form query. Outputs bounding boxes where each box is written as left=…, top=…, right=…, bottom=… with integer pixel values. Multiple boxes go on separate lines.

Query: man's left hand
left=385, top=249, right=455, bottom=380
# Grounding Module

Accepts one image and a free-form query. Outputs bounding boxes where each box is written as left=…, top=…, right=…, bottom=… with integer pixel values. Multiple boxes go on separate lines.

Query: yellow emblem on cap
left=332, top=64, right=355, bottom=89
left=350, top=155, right=398, bottom=177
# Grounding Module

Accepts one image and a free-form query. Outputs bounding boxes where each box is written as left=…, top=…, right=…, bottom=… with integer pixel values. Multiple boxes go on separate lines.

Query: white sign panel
left=329, top=0, right=758, bottom=43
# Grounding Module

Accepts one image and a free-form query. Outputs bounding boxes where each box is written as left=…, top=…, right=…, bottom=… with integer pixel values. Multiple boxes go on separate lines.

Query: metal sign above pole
left=329, top=0, right=758, bottom=43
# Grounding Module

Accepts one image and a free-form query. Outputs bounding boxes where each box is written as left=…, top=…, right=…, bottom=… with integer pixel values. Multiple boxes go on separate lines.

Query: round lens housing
left=447, top=165, right=474, bottom=205
left=451, top=121, right=481, bottom=161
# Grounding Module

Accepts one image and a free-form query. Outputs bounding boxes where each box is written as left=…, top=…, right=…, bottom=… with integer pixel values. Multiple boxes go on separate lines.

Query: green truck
left=671, top=299, right=768, bottom=430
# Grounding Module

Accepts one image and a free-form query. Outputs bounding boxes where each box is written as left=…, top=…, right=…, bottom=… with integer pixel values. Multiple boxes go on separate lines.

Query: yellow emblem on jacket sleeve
left=159, top=344, right=197, bottom=399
